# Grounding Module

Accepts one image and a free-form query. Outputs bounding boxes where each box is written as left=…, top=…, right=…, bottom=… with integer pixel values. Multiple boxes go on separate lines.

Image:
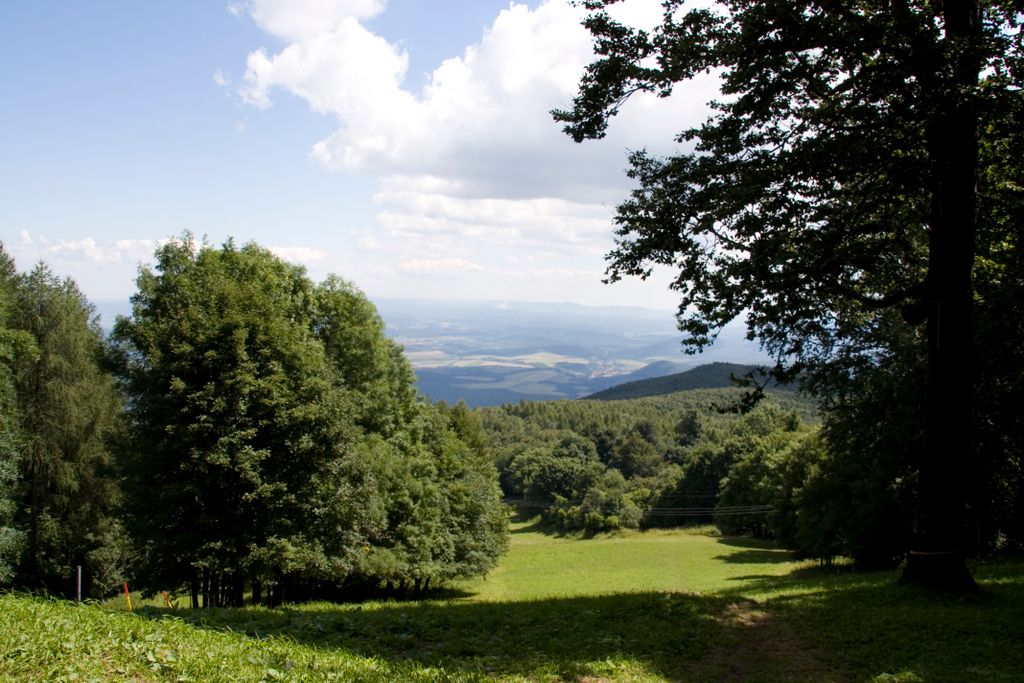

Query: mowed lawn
left=2, top=519, right=1022, bottom=682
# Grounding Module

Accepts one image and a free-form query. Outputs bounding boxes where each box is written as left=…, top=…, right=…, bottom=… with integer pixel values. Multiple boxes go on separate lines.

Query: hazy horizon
left=2, top=0, right=715, bottom=312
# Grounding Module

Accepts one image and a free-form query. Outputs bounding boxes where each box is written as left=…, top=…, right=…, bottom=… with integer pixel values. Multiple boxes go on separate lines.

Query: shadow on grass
left=506, top=506, right=557, bottom=536
left=139, top=591, right=747, bottom=681
left=712, top=535, right=798, bottom=566
left=714, top=548, right=795, bottom=565
left=509, top=519, right=547, bottom=535
left=132, top=558, right=1024, bottom=682
left=723, top=563, right=855, bottom=588
left=714, top=535, right=788, bottom=551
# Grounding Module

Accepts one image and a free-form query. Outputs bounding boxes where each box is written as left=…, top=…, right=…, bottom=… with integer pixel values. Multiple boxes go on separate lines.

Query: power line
left=504, top=498, right=774, bottom=516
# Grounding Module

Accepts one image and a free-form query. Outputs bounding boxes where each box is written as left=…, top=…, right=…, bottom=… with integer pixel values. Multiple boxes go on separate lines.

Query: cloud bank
left=233, top=0, right=717, bottom=305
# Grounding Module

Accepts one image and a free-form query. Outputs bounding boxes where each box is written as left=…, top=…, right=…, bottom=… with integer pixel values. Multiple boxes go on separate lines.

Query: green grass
left=458, top=521, right=809, bottom=600
left=3, top=519, right=1022, bottom=682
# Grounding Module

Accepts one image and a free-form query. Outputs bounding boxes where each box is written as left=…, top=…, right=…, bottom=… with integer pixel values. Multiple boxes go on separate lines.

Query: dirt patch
left=719, top=600, right=771, bottom=628
left=683, top=599, right=842, bottom=682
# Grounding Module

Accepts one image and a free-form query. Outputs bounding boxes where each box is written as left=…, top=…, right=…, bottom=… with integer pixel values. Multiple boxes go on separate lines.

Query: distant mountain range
left=585, top=362, right=781, bottom=401
left=374, top=299, right=770, bottom=406
left=96, top=296, right=772, bottom=407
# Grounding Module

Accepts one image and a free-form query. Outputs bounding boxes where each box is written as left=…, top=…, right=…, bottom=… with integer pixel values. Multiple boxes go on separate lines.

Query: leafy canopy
left=112, top=237, right=507, bottom=602
left=555, top=0, right=1022, bottom=383
left=555, top=0, right=1023, bottom=586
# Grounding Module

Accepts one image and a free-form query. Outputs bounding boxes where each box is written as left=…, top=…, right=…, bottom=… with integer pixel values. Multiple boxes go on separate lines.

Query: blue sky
left=1, top=0, right=718, bottom=310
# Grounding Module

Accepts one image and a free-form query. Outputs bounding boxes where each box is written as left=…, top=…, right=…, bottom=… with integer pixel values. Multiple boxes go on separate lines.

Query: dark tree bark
left=190, top=568, right=200, bottom=609
left=904, top=0, right=981, bottom=590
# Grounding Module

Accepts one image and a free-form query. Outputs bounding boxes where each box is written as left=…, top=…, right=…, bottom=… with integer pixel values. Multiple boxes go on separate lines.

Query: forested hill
left=585, top=362, right=781, bottom=400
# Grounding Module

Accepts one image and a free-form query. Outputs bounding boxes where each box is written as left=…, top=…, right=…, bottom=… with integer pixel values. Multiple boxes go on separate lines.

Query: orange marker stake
left=123, top=581, right=133, bottom=611
left=161, top=591, right=173, bottom=608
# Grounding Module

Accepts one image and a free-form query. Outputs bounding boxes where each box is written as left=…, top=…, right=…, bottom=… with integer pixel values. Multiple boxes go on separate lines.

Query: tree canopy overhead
left=555, top=0, right=1023, bottom=588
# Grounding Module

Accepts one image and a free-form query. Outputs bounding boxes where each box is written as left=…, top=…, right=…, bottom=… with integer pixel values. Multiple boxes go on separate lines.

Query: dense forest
left=0, top=238, right=507, bottom=605
left=481, top=384, right=1024, bottom=568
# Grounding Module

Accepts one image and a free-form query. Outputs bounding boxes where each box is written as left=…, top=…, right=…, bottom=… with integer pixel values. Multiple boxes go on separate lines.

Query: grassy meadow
left=2, top=518, right=1023, bottom=682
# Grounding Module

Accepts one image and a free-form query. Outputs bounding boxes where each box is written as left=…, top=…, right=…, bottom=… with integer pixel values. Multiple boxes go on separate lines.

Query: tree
left=113, top=237, right=508, bottom=604
left=6, top=260, right=123, bottom=594
left=314, top=275, right=419, bottom=438
left=970, top=84, right=1024, bottom=551
left=556, top=0, right=1023, bottom=588
left=112, top=237, right=355, bottom=604
left=430, top=402, right=509, bottom=580
left=0, top=246, right=30, bottom=583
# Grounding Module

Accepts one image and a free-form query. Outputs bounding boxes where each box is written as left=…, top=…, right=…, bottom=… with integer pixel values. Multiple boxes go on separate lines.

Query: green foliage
left=809, top=353, right=923, bottom=568
left=971, top=82, right=1024, bottom=551
left=715, top=425, right=815, bottom=540
left=428, top=403, right=509, bottom=581
left=561, top=0, right=949, bottom=361
left=0, top=247, right=29, bottom=583
left=314, top=276, right=418, bottom=438
left=485, top=389, right=817, bottom=533
left=553, top=469, right=645, bottom=533
left=558, top=0, right=1024, bottom=586
left=112, top=237, right=507, bottom=603
left=113, top=237, right=347, bottom=597
left=4, top=258, right=123, bottom=594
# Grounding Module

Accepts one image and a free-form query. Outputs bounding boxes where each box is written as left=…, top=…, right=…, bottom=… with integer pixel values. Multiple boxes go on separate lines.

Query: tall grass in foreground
left=2, top=522, right=1022, bottom=682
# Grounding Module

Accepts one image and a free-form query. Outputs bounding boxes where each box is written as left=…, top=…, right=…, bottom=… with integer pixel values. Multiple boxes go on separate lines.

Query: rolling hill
left=584, top=362, right=784, bottom=401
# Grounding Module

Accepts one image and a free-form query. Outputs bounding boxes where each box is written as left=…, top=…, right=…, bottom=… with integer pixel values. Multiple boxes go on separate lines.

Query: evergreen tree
left=0, top=246, right=30, bottom=583
left=7, top=261, right=122, bottom=594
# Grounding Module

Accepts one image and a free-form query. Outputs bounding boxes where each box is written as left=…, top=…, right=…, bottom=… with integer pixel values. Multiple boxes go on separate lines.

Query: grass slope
left=3, top=521, right=1022, bottom=682
left=458, top=521, right=802, bottom=601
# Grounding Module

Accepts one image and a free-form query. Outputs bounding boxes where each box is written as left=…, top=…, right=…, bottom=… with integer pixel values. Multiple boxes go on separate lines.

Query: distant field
left=3, top=519, right=1022, bottom=682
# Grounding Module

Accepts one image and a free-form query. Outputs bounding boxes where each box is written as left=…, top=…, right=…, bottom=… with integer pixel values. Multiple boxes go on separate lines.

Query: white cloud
left=512, top=267, right=603, bottom=280
left=398, top=257, right=483, bottom=276
left=268, top=245, right=329, bottom=263
left=235, top=0, right=719, bottom=304
left=240, top=19, right=415, bottom=124
left=239, top=0, right=711, bottom=198
left=11, top=232, right=166, bottom=267
left=49, top=238, right=125, bottom=264
left=112, top=239, right=164, bottom=263
left=212, top=69, right=230, bottom=87
left=373, top=179, right=614, bottom=253
left=4, top=232, right=164, bottom=300
left=243, top=0, right=387, bottom=40
left=356, top=234, right=379, bottom=251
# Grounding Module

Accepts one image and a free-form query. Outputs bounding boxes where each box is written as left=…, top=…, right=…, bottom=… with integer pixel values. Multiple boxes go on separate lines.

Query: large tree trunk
left=190, top=567, right=200, bottom=609
left=903, top=0, right=980, bottom=590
